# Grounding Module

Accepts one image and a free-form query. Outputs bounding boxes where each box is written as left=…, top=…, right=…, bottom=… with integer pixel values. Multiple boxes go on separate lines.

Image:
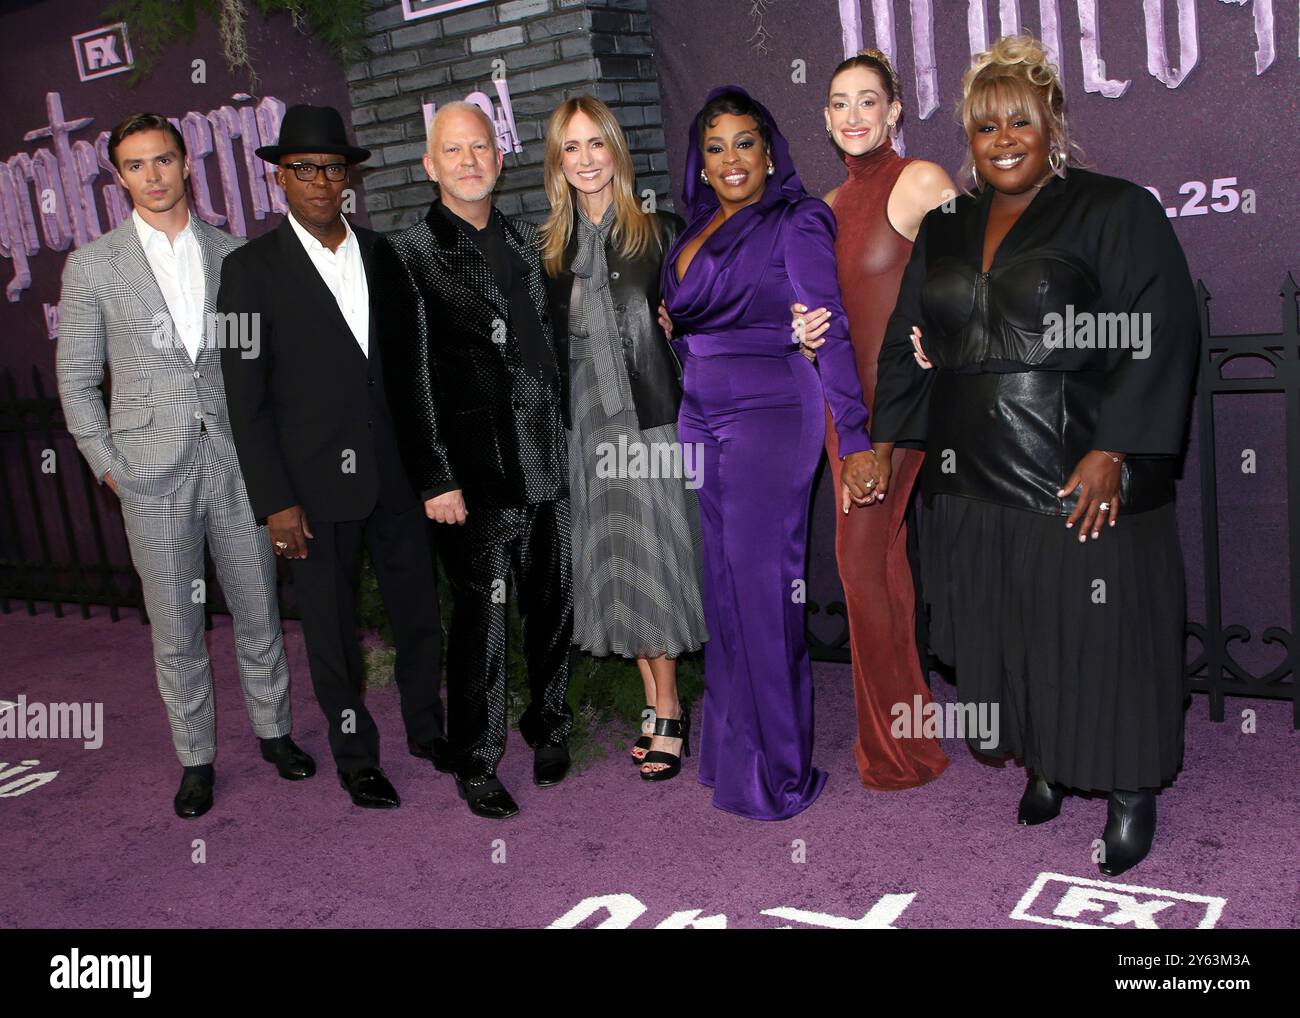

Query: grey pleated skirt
left=919, top=494, right=1187, bottom=792
left=568, top=372, right=708, bottom=660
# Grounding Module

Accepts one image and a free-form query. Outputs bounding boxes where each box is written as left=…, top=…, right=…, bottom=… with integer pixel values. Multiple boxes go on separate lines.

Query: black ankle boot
left=1017, top=772, right=1067, bottom=826
left=1099, top=789, right=1157, bottom=876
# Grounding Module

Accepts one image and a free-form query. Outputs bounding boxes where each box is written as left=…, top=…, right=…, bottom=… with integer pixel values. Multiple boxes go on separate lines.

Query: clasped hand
left=841, top=449, right=885, bottom=512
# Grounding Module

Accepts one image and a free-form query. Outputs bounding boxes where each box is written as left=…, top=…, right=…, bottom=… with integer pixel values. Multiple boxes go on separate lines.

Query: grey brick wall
left=346, top=0, right=671, bottom=232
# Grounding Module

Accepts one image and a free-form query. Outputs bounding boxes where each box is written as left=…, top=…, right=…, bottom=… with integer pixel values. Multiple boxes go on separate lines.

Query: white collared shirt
left=133, top=208, right=205, bottom=363
left=286, top=212, right=369, bottom=356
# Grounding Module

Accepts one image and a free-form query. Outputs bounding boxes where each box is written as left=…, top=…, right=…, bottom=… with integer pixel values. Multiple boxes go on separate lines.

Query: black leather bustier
left=921, top=252, right=1100, bottom=370
left=918, top=250, right=1174, bottom=515
left=871, top=170, right=1199, bottom=518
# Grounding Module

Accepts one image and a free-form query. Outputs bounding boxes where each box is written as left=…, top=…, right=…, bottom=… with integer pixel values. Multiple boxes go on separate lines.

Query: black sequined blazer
left=374, top=200, right=567, bottom=508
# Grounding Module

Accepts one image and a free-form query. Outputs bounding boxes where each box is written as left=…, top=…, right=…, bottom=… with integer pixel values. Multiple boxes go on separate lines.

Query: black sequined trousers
left=437, top=497, right=574, bottom=778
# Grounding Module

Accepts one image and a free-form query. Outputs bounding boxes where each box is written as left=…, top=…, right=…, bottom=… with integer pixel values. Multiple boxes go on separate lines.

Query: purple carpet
left=2, top=604, right=1296, bottom=929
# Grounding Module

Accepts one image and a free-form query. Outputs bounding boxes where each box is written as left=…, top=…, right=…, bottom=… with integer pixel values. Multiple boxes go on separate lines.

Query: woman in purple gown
left=662, top=86, right=879, bottom=820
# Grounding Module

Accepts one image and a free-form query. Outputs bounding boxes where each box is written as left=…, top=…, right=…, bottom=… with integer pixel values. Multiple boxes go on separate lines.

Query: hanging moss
left=105, top=0, right=368, bottom=88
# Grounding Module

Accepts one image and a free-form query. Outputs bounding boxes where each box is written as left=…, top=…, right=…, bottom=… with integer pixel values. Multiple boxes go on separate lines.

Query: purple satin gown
left=662, top=87, right=871, bottom=820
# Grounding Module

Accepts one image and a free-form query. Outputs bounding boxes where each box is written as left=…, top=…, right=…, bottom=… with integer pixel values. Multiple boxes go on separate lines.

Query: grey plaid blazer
left=57, top=214, right=245, bottom=498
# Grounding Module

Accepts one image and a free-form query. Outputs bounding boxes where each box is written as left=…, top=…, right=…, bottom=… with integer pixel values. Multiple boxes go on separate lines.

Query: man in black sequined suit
left=374, top=102, right=573, bottom=820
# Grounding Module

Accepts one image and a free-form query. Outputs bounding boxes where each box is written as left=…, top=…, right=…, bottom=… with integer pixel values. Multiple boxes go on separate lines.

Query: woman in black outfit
left=871, top=35, right=1197, bottom=876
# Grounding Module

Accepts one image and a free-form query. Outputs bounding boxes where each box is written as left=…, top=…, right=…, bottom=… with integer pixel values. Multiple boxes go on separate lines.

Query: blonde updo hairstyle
left=957, top=34, right=1083, bottom=192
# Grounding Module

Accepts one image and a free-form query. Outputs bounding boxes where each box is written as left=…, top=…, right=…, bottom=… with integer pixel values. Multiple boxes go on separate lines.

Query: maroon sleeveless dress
left=823, top=140, right=949, bottom=789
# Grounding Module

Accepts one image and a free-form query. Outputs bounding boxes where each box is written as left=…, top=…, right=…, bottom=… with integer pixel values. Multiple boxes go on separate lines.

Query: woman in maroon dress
left=796, top=50, right=955, bottom=790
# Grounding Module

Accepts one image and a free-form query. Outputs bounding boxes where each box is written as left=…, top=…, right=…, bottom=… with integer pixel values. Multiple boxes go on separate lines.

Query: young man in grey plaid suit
left=56, top=113, right=316, bottom=820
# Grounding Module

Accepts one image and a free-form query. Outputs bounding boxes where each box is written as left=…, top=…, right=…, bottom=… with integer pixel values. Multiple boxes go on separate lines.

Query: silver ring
left=865, top=479, right=877, bottom=489
left=1098, top=502, right=1111, bottom=511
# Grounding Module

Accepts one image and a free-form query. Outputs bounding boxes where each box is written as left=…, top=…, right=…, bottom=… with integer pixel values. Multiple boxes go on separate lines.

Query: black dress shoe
left=1099, top=789, right=1157, bottom=877
left=518, top=717, right=571, bottom=787
left=455, top=773, right=519, bottom=819
left=259, top=736, right=316, bottom=780
left=174, top=769, right=213, bottom=819
left=532, top=743, right=571, bottom=787
left=1017, top=772, right=1067, bottom=826
left=337, top=767, right=400, bottom=809
left=408, top=735, right=453, bottom=774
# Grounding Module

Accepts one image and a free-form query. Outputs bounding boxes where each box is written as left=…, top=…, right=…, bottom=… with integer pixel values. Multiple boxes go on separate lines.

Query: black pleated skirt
left=919, top=494, right=1187, bottom=792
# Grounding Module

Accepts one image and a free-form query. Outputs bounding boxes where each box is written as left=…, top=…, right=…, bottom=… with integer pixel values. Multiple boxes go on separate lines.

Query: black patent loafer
left=260, top=736, right=316, bottom=780
left=455, top=773, right=519, bottom=819
left=338, top=767, right=400, bottom=809
left=174, top=769, right=213, bottom=819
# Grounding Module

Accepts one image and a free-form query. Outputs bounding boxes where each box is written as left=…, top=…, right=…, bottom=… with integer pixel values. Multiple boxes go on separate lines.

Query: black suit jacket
left=218, top=217, right=416, bottom=524
left=374, top=202, right=567, bottom=508
left=544, top=209, right=685, bottom=430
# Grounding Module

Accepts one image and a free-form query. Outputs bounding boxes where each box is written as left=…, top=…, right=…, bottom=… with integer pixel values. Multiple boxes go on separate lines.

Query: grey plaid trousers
left=119, top=429, right=292, bottom=765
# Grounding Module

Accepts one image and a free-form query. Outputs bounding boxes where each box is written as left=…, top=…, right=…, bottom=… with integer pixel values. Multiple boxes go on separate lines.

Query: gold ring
left=274, top=541, right=288, bottom=550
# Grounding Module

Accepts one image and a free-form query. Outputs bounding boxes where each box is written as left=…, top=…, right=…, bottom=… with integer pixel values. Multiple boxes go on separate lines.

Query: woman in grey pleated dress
left=541, top=96, right=707, bottom=780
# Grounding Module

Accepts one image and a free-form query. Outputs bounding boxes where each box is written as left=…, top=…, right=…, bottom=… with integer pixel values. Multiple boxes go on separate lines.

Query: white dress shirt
left=286, top=212, right=370, bottom=356
left=133, top=209, right=205, bottom=363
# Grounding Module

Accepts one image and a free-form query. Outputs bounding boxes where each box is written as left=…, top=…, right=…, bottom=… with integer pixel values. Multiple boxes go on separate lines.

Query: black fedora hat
left=255, top=104, right=370, bottom=164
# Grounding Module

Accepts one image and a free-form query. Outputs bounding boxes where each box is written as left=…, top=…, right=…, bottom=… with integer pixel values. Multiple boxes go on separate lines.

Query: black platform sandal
left=640, top=706, right=690, bottom=782
left=630, top=705, right=656, bottom=764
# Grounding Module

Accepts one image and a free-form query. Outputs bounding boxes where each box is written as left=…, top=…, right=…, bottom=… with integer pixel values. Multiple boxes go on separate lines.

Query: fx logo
left=72, top=23, right=134, bottom=82
left=1011, top=872, right=1226, bottom=929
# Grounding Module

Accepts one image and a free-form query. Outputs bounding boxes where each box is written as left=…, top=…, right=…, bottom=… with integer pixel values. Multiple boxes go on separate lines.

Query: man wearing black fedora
left=218, top=104, right=449, bottom=809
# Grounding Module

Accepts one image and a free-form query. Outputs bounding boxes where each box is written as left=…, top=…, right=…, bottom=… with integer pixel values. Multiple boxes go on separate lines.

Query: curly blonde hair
left=957, top=34, right=1083, bottom=191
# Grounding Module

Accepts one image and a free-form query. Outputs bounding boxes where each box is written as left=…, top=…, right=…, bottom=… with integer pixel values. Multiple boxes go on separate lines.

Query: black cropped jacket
left=871, top=168, right=1199, bottom=516
left=545, top=209, right=685, bottom=430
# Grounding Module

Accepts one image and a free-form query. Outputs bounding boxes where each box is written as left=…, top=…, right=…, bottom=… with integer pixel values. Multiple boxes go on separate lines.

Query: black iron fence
left=4, top=276, right=1298, bottom=728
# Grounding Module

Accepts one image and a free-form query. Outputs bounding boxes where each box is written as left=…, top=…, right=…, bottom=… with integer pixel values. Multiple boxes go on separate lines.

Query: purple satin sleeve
left=784, top=199, right=872, bottom=456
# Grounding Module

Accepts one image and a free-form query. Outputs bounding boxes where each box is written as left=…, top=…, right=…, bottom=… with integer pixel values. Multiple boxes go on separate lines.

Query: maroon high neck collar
left=843, top=138, right=899, bottom=180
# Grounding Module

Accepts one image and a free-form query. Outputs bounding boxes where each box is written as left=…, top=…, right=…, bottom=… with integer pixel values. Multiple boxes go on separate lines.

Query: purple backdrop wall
left=647, top=0, right=1297, bottom=673
left=0, top=0, right=360, bottom=382
left=0, top=0, right=362, bottom=596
